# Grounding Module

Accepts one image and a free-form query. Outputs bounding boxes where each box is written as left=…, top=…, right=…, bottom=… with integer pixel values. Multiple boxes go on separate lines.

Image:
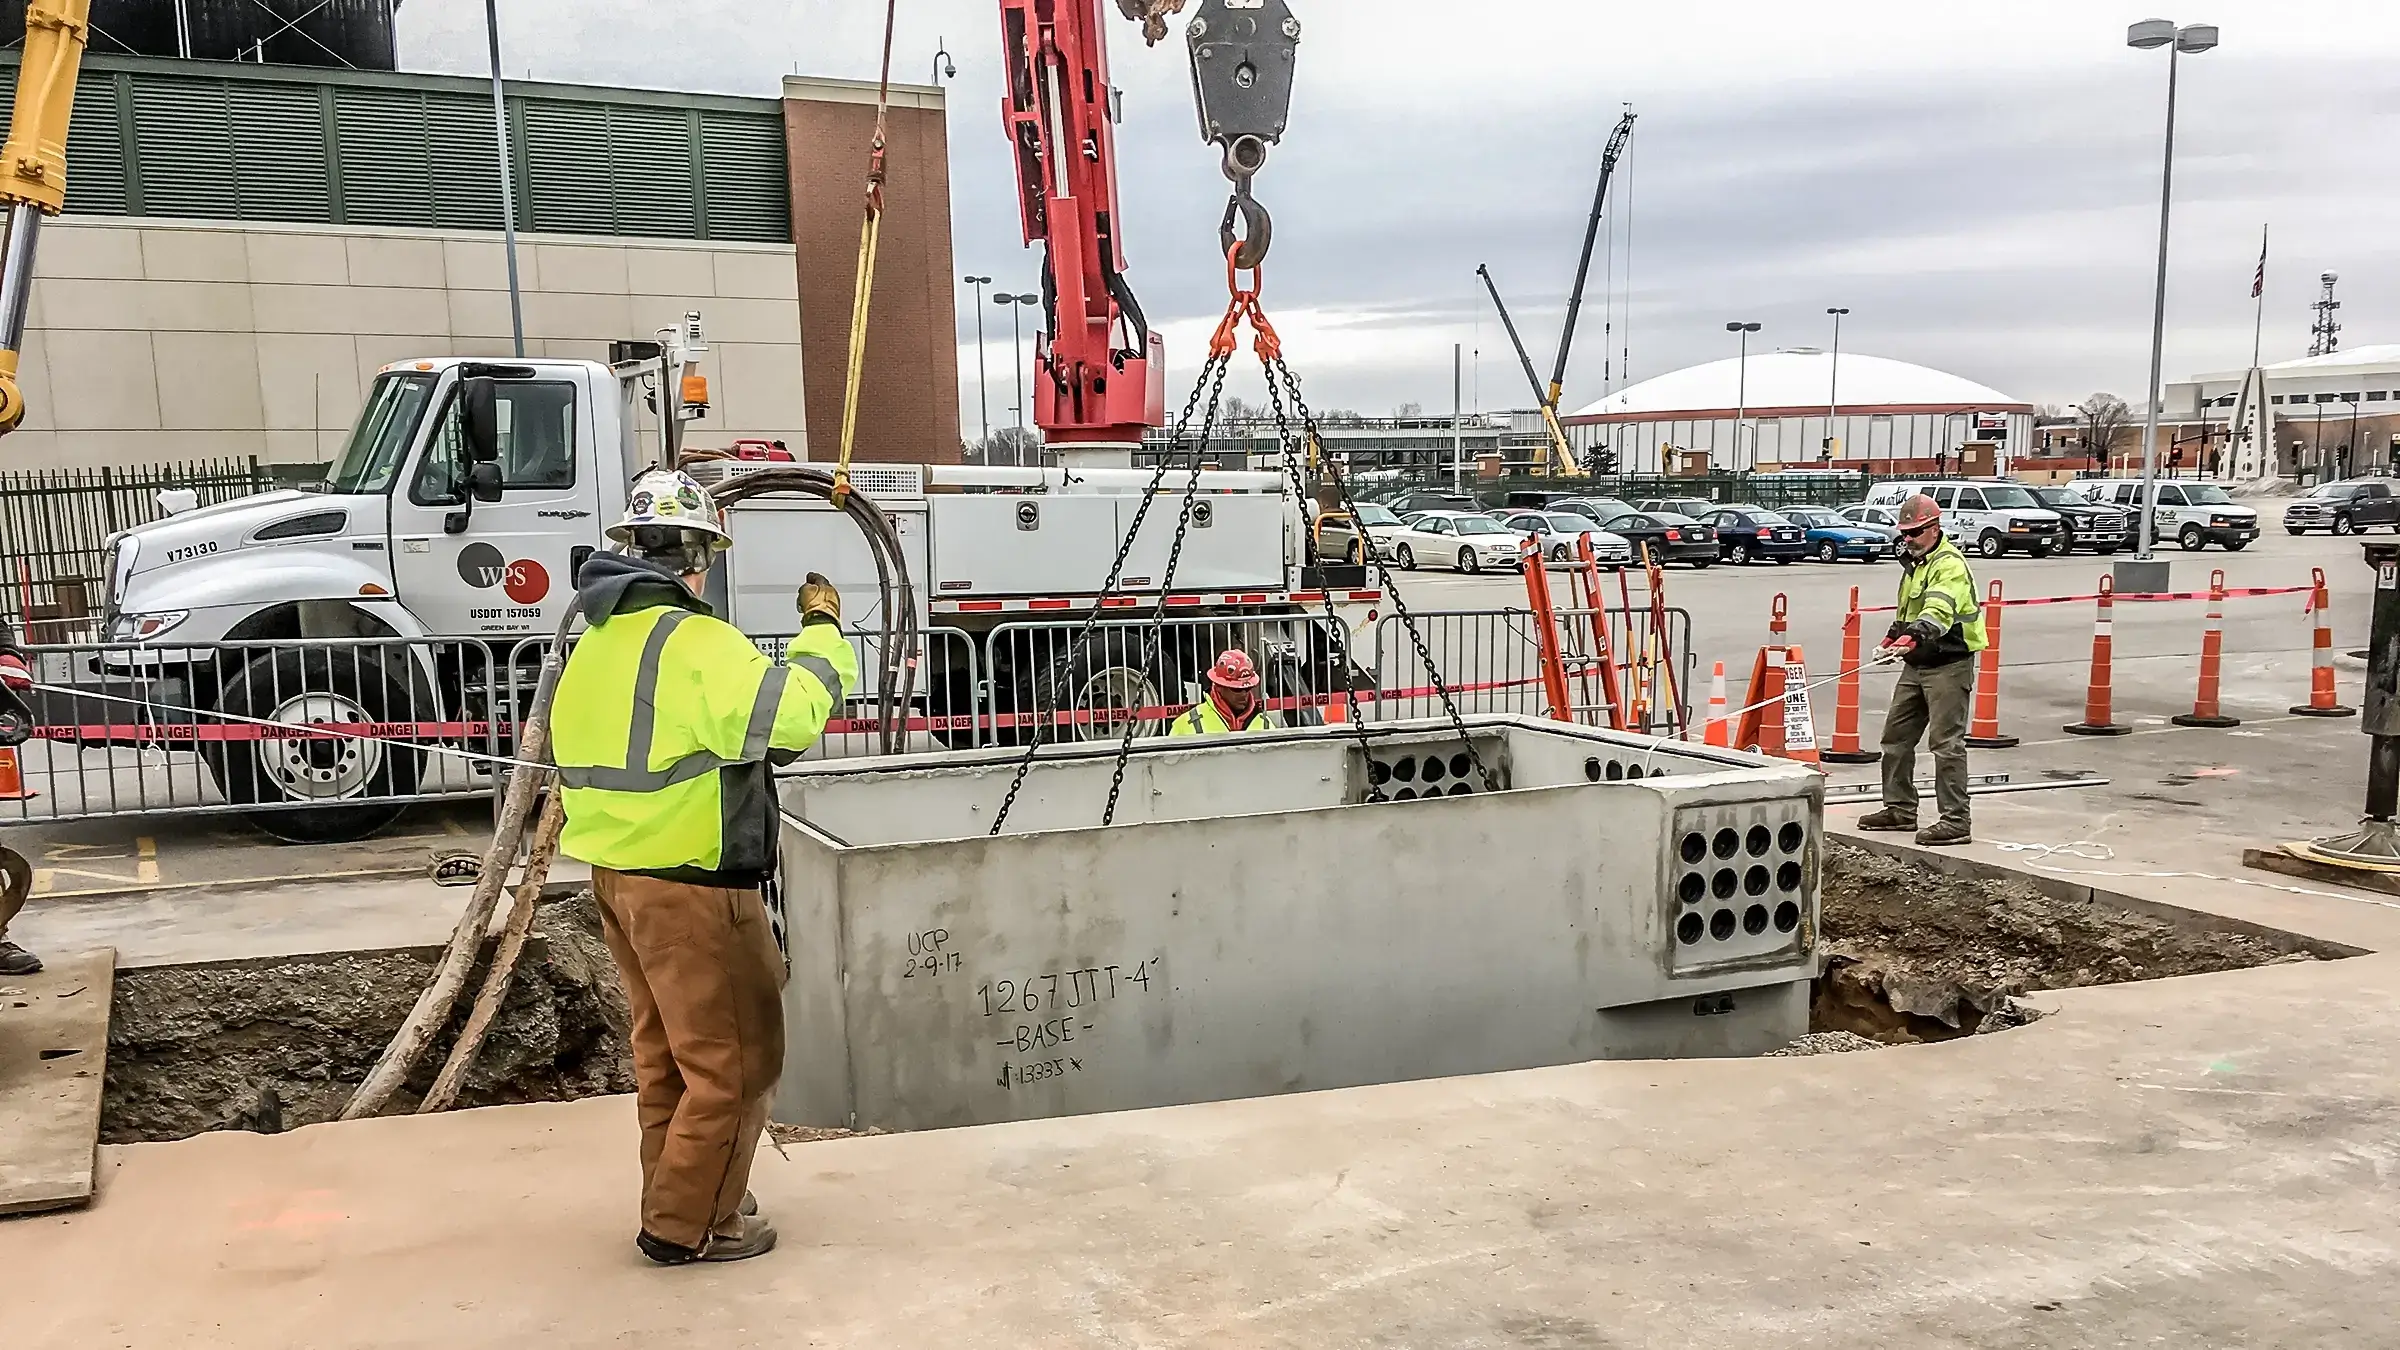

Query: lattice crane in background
left=1476, top=107, right=1639, bottom=476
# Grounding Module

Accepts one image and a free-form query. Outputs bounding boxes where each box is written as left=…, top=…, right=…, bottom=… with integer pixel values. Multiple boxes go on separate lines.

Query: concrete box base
left=771, top=716, right=1824, bottom=1132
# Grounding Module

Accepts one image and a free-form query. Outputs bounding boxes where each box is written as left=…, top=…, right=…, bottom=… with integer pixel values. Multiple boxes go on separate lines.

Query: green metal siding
left=0, top=53, right=789, bottom=244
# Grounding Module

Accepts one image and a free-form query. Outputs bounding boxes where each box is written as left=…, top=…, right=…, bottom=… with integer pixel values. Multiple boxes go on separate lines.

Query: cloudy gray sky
left=399, top=1, right=2400, bottom=423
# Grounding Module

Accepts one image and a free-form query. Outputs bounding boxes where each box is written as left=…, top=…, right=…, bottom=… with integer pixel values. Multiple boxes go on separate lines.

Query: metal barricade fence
left=984, top=612, right=1359, bottom=741
left=1369, top=607, right=1695, bottom=733
left=7, top=635, right=508, bottom=831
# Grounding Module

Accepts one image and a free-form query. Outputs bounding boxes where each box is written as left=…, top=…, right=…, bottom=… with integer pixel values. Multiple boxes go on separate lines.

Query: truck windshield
left=2181, top=484, right=2234, bottom=505
left=1979, top=485, right=2040, bottom=509
left=325, top=373, right=436, bottom=494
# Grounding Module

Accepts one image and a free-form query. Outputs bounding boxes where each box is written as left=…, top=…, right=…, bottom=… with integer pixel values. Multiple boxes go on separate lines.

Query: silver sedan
left=1502, top=512, right=1636, bottom=569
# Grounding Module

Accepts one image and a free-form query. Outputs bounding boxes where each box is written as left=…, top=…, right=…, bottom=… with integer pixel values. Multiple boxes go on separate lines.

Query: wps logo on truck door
left=457, top=542, right=550, bottom=605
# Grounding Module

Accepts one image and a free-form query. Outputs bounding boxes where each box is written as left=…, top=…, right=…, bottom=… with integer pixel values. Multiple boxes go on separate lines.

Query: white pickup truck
left=42, top=340, right=1372, bottom=839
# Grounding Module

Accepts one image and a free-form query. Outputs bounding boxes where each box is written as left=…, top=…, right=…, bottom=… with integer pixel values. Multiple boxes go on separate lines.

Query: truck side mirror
left=460, top=377, right=501, bottom=464
left=467, top=461, right=504, bottom=503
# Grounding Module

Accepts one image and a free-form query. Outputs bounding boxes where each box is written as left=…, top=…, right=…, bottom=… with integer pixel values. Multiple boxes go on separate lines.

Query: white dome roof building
left=1562, top=349, right=2035, bottom=475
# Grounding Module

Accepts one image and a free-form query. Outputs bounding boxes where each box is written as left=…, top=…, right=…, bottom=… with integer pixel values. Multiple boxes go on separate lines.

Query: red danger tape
left=1857, top=582, right=2312, bottom=616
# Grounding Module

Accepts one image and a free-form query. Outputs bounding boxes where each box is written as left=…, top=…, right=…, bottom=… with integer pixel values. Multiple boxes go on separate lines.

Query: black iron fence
left=0, top=457, right=292, bottom=640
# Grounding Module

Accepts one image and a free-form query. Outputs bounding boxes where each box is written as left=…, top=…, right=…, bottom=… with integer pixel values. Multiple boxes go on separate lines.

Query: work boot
left=699, top=1213, right=779, bottom=1263
left=1915, top=819, right=1973, bottom=848
left=1855, top=808, right=1917, bottom=833
left=0, top=941, right=41, bottom=976
left=741, top=1191, right=759, bottom=1217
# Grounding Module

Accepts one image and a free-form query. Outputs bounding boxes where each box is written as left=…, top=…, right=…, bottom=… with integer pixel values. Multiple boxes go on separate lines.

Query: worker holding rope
left=1859, top=494, right=1986, bottom=847
left=551, top=468, right=857, bottom=1267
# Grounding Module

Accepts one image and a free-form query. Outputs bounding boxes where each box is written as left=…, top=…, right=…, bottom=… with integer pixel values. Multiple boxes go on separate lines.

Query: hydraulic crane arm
left=1477, top=263, right=1574, bottom=476
left=998, top=0, right=1297, bottom=449
left=0, top=0, right=89, bottom=436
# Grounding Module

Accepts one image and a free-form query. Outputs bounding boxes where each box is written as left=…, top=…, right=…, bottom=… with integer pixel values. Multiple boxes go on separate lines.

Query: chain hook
left=1219, top=179, right=1272, bottom=271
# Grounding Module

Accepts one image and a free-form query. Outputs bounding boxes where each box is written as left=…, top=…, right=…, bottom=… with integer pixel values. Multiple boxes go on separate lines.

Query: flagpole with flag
left=2251, top=224, right=2268, bottom=368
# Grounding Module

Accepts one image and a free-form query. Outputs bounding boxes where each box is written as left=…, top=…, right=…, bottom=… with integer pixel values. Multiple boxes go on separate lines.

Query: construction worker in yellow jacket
left=1858, top=493, right=1987, bottom=848
left=552, top=468, right=857, bottom=1267
left=1171, top=649, right=1282, bottom=735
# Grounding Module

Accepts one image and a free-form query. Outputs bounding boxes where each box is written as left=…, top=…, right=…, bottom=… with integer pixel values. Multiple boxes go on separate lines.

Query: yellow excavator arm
left=0, top=0, right=90, bottom=435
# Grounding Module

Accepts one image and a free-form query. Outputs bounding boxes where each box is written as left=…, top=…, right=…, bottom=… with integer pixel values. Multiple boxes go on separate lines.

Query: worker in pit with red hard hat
left=1858, top=493, right=1986, bottom=847
left=1172, top=649, right=1283, bottom=736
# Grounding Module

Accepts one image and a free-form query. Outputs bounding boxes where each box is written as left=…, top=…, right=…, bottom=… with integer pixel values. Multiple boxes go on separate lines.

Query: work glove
left=798, top=573, right=841, bottom=627
left=1871, top=633, right=1917, bottom=666
left=0, top=649, right=29, bottom=691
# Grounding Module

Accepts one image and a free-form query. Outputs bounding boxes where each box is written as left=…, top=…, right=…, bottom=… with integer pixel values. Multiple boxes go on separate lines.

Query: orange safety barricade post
left=1769, top=592, right=1788, bottom=646
left=1822, top=585, right=1881, bottom=764
left=0, top=745, right=35, bottom=801
left=1574, top=533, right=1628, bottom=729
left=2064, top=574, right=2132, bottom=736
left=1703, top=660, right=1730, bottom=747
left=1965, top=578, right=2019, bottom=748
left=2291, top=566, right=2358, bottom=718
left=1521, top=535, right=1574, bottom=721
left=1733, top=645, right=1788, bottom=757
left=2172, top=568, right=2241, bottom=729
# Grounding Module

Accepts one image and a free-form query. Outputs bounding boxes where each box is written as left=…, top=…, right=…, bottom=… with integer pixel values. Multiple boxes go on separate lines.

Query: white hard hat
left=608, top=468, right=733, bottom=550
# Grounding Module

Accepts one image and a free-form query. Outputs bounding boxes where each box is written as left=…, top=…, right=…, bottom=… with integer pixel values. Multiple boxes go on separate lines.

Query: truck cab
left=56, top=341, right=1357, bottom=840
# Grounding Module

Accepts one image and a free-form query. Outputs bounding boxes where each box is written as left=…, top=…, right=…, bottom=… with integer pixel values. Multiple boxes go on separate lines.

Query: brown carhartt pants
left=592, top=868, right=786, bottom=1251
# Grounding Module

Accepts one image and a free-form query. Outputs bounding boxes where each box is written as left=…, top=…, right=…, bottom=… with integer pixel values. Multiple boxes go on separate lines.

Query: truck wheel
left=2179, top=524, right=2206, bottom=551
left=2335, top=514, right=2357, bottom=536
left=1028, top=645, right=1178, bottom=744
left=200, top=648, right=421, bottom=844
left=1977, top=532, right=2006, bottom=559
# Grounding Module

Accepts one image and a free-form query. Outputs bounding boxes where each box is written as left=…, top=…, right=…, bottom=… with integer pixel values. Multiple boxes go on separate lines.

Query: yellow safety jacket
left=1169, top=698, right=1282, bottom=736
left=553, top=563, right=857, bottom=883
left=1891, top=535, right=1987, bottom=668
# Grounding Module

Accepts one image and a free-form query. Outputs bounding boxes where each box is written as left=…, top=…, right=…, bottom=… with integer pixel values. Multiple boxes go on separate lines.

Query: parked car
left=1593, top=510, right=1718, bottom=568
left=1550, top=496, right=1636, bottom=525
left=1314, top=502, right=1406, bottom=564
left=1388, top=510, right=1525, bottom=573
left=1638, top=496, right=1717, bottom=519
left=1501, top=489, right=1585, bottom=511
left=1838, top=502, right=1902, bottom=546
left=1500, top=511, right=1636, bottom=568
left=2283, top=478, right=2400, bottom=536
left=1868, top=479, right=2065, bottom=559
left=2079, top=478, right=2260, bottom=551
left=2028, top=485, right=2131, bottom=554
left=1778, top=505, right=1890, bottom=563
left=1387, top=489, right=1482, bottom=516
left=1704, top=507, right=1809, bottom=565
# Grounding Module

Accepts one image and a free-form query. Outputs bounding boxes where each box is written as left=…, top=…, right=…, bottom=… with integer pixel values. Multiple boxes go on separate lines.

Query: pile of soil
left=1815, top=842, right=2333, bottom=1043
left=103, top=892, right=635, bottom=1143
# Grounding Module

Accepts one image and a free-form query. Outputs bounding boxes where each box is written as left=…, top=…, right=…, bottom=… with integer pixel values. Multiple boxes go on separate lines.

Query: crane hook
left=1220, top=181, right=1272, bottom=272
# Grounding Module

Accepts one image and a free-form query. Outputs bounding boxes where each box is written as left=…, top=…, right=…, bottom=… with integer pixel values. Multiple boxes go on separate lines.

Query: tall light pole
left=483, top=0, right=524, bottom=358
left=962, top=275, right=993, bottom=449
left=1825, top=307, right=1849, bottom=462
left=1726, top=321, right=1761, bottom=470
left=996, top=292, right=1039, bottom=465
left=2126, top=17, right=2219, bottom=574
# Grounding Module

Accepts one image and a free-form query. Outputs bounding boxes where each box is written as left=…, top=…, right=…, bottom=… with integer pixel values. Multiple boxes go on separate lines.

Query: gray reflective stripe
left=557, top=754, right=731, bottom=793
left=624, top=609, right=694, bottom=775
left=743, top=665, right=791, bottom=759
left=790, top=651, right=846, bottom=709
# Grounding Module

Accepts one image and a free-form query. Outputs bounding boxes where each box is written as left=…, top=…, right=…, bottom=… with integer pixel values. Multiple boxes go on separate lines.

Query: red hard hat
left=1207, top=649, right=1261, bottom=691
left=1896, top=494, right=1942, bottom=530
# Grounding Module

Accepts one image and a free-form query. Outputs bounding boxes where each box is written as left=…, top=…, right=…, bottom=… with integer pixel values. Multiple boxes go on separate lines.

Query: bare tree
left=974, top=427, right=1046, bottom=466
left=1394, top=401, right=1425, bottom=419
left=2080, top=393, right=2135, bottom=463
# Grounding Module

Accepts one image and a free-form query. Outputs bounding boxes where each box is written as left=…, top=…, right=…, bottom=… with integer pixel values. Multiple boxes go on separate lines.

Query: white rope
left=26, top=681, right=555, bottom=776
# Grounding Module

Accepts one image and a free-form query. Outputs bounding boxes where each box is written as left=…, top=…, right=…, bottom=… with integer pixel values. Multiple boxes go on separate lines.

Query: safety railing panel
left=1369, top=607, right=1695, bottom=735
left=983, top=613, right=1360, bottom=742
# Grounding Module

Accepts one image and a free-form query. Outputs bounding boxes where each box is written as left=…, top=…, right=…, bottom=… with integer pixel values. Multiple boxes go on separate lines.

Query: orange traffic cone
left=2291, top=567, right=2357, bottom=718
left=1822, top=587, right=1880, bottom=764
left=2064, top=575, right=2131, bottom=736
left=1779, top=644, right=1822, bottom=766
left=2172, top=569, right=2241, bottom=729
left=1965, top=579, right=2019, bottom=749
left=1703, top=661, right=1730, bottom=747
left=0, top=745, right=36, bottom=801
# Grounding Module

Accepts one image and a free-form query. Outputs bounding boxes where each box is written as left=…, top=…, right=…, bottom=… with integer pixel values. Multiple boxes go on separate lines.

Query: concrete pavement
left=11, top=847, right=2400, bottom=1348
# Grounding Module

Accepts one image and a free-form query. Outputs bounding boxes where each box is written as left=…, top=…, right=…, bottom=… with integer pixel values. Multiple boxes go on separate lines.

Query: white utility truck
left=43, top=324, right=1373, bottom=839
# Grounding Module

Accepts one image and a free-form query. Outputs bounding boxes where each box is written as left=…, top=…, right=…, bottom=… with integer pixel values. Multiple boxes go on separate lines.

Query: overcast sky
left=398, top=1, right=2400, bottom=425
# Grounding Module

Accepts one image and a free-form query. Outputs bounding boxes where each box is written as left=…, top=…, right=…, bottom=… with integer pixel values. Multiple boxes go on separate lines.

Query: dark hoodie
left=574, top=552, right=712, bottom=625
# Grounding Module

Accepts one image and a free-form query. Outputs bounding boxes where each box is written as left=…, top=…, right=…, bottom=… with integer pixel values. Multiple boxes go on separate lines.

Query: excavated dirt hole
left=103, top=891, right=635, bottom=1144
left=1811, top=841, right=2351, bottom=1045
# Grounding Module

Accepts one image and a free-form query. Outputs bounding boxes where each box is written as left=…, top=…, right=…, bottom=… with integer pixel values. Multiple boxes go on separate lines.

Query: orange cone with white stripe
left=1703, top=661, right=1730, bottom=747
left=0, top=746, right=35, bottom=801
left=1823, top=586, right=1880, bottom=764
left=2172, top=568, right=2241, bottom=729
left=2291, top=566, right=2357, bottom=718
left=1965, top=579, right=2020, bottom=749
left=2064, top=575, right=2131, bottom=736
